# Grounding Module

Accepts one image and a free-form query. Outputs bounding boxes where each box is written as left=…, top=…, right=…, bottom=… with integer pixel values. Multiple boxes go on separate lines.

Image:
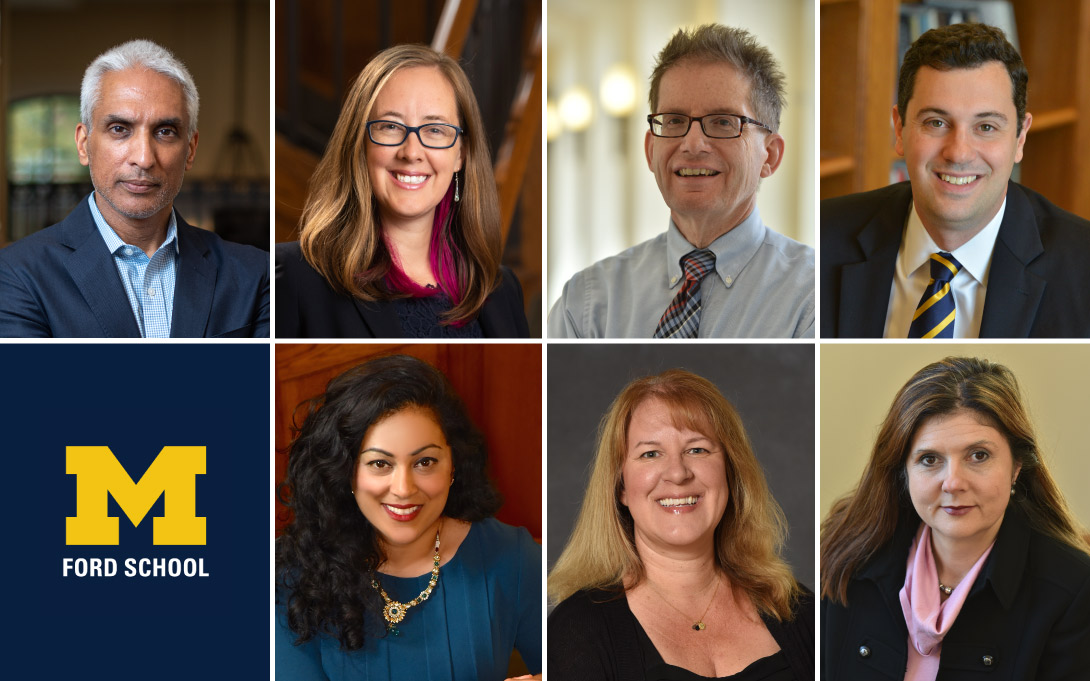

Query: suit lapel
left=979, top=183, right=1045, bottom=337
left=171, top=220, right=216, bottom=338
left=61, top=200, right=141, bottom=338
left=838, top=186, right=910, bottom=337
left=352, top=297, right=403, bottom=337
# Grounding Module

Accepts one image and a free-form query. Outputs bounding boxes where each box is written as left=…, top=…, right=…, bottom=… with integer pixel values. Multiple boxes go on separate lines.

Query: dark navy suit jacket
left=275, top=241, right=530, bottom=338
left=0, top=195, right=269, bottom=338
left=821, top=181, right=1090, bottom=338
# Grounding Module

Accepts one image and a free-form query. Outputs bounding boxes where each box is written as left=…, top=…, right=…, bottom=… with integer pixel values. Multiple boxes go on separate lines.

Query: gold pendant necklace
left=648, top=572, right=722, bottom=632
left=370, top=522, right=442, bottom=636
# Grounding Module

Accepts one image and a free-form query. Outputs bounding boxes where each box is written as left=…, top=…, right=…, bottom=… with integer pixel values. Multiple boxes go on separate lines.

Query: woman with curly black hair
left=275, top=354, right=541, bottom=680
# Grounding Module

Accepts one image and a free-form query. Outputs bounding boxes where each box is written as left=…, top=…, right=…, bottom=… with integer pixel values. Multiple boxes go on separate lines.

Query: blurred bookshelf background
left=819, top=0, right=1090, bottom=219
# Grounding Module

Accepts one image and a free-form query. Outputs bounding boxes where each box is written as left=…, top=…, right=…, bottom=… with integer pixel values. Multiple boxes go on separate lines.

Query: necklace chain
left=370, top=522, right=442, bottom=636
left=647, top=572, right=722, bottom=632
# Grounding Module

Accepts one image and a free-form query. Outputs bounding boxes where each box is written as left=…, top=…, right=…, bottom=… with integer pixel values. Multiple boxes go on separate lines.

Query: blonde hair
left=297, top=44, right=500, bottom=325
left=548, top=369, right=799, bottom=621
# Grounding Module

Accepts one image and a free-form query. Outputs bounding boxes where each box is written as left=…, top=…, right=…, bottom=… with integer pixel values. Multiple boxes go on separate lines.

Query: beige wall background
left=821, top=344, right=1090, bottom=530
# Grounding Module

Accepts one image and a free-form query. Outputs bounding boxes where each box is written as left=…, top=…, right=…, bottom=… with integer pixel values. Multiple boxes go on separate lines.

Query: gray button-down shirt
left=548, top=207, right=814, bottom=338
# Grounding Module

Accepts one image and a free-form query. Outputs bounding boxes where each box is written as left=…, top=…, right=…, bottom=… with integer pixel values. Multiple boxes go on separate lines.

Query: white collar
left=901, top=198, right=1006, bottom=285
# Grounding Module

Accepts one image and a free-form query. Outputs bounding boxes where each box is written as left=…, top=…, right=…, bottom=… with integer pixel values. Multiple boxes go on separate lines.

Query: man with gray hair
left=548, top=24, right=814, bottom=338
left=0, top=39, right=269, bottom=337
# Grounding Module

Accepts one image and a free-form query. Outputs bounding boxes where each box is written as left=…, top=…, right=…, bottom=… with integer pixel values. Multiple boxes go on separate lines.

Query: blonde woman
left=276, top=44, right=528, bottom=338
left=548, top=369, right=813, bottom=680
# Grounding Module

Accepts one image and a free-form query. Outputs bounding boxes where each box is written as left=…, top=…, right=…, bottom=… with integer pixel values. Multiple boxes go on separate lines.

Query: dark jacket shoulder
left=275, top=240, right=530, bottom=338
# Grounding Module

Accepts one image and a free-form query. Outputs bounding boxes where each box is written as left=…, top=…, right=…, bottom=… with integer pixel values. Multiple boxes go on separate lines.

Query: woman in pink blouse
left=821, top=357, right=1090, bottom=680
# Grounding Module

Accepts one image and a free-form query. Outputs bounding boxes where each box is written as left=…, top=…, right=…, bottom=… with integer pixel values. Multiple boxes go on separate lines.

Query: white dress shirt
left=883, top=199, right=1005, bottom=339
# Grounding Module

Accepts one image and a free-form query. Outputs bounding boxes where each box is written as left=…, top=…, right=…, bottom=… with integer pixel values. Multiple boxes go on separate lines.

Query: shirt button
left=148, top=289, right=157, bottom=298
left=670, top=276, right=678, bottom=285
left=982, top=655, right=994, bottom=666
left=724, top=275, right=733, bottom=285
left=124, top=247, right=133, bottom=256
left=858, top=646, right=870, bottom=658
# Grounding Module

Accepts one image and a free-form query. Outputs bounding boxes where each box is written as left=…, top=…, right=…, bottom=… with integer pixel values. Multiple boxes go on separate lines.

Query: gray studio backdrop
left=547, top=344, right=814, bottom=592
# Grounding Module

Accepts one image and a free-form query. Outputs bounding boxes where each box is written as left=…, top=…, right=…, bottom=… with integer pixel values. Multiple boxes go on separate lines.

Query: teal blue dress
left=276, top=518, right=542, bottom=680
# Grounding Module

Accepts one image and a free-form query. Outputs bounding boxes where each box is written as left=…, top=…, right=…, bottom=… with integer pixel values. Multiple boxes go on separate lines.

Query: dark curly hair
left=276, top=354, right=502, bottom=650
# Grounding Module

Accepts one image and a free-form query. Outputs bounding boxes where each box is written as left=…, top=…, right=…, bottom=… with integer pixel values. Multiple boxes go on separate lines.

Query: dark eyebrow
left=916, top=107, right=1008, bottom=122
left=360, top=443, right=443, bottom=457
left=912, top=438, right=998, bottom=455
left=102, top=114, right=133, bottom=128
left=101, top=115, right=184, bottom=129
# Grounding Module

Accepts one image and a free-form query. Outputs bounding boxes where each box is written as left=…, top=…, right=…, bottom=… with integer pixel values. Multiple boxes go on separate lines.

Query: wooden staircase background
left=275, top=0, right=542, bottom=333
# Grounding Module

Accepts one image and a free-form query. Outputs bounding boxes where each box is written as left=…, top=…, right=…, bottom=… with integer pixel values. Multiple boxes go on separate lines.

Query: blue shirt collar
left=89, top=191, right=179, bottom=258
left=665, top=206, right=766, bottom=289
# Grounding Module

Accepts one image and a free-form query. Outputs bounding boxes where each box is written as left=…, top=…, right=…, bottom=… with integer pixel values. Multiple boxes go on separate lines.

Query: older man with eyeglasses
left=548, top=24, right=814, bottom=339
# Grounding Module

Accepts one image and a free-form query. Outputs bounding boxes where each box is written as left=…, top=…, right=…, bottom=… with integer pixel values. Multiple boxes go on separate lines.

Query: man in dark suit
left=0, top=39, right=268, bottom=338
left=821, top=23, right=1090, bottom=338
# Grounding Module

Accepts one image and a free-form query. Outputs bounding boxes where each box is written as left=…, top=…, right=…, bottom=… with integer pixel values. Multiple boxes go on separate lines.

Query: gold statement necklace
left=370, top=522, right=442, bottom=636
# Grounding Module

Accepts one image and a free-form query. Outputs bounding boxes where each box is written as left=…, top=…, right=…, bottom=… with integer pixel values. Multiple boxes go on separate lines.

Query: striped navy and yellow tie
left=908, top=252, right=963, bottom=338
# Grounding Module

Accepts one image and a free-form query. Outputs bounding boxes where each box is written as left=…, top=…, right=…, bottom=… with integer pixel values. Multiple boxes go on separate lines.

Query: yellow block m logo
left=66, top=446, right=206, bottom=545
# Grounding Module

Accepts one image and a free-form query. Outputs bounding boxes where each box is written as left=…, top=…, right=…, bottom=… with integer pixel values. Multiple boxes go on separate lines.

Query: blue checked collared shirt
left=548, top=207, right=815, bottom=338
left=89, top=193, right=179, bottom=338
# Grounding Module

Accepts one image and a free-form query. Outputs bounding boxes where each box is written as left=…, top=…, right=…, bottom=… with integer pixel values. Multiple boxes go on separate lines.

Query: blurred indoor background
left=275, top=0, right=542, bottom=336
left=547, top=0, right=815, bottom=311
left=0, top=0, right=270, bottom=250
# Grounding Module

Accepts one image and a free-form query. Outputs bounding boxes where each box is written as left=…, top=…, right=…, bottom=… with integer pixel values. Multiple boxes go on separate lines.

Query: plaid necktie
left=654, top=249, right=716, bottom=338
left=908, top=251, right=963, bottom=338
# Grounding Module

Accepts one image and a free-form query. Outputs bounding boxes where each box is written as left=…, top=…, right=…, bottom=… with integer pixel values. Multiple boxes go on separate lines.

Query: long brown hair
left=548, top=369, right=799, bottom=621
left=297, top=44, right=500, bottom=325
left=821, top=356, right=1090, bottom=605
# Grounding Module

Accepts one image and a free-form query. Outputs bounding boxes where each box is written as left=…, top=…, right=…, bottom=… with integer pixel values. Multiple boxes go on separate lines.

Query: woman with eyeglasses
left=276, top=44, right=530, bottom=338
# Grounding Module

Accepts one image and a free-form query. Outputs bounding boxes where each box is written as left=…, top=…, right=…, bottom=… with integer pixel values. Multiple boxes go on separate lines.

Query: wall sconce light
left=558, top=86, right=594, bottom=133
left=546, top=98, right=563, bottom=141
left=599, top=63, right=637, bottom=118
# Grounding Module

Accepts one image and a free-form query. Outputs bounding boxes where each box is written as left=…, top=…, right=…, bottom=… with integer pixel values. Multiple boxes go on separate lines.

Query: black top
left=275, top=241, right=530, bottom=338
left=634, top=616, right=793, bottom=681
left=821, top=503, right=1090, bottom=680
left=548, top=585, right=814, bottom=681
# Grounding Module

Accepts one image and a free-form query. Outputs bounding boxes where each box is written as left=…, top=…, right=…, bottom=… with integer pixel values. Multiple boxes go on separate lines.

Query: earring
left=450, top=472, right=455, bottom=487
left=1010, top=484, right=1016, bottom=496
left=454, top=171, right=461, bottom=203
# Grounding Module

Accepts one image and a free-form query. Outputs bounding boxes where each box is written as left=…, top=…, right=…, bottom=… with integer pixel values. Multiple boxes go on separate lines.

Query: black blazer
left=0, top=195, right=269, bottom=338
left=275, top=241, right=530, bottom=338
left=820, top=181, right=1090, bottom=338
left=821, top=504, right=1090, bottom=680
left=548, top=585, right=814, bottom=680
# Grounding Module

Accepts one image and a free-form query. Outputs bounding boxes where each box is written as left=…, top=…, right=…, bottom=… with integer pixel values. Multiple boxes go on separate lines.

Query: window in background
left=6, top=95, right=92, bottom=242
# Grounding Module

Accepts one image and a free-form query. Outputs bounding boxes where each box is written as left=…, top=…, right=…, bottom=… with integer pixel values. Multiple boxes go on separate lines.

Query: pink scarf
left=898, top=524, right=994, bottom=681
